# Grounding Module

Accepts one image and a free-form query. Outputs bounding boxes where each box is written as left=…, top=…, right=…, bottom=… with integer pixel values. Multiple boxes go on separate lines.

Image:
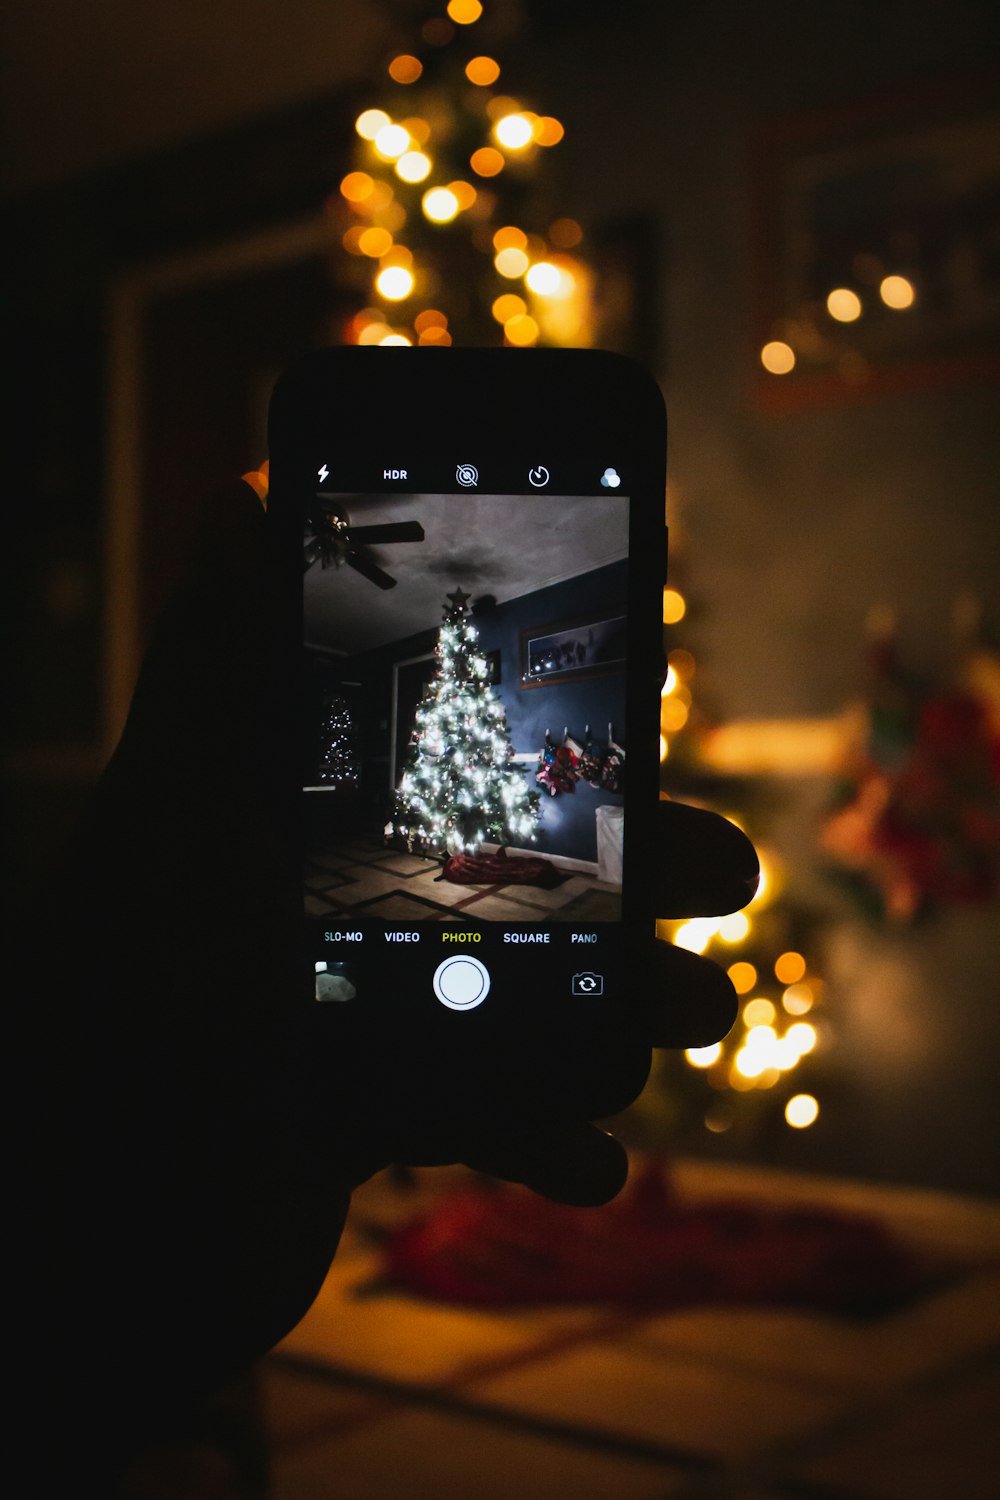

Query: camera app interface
left=304, top=479, right=629, bottom=1006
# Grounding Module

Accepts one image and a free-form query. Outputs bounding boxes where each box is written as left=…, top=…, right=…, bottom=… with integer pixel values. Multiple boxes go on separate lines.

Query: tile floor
left=258, top=1159, right=1000, bottom=1500
left=305, top=832, right=622, bottom=924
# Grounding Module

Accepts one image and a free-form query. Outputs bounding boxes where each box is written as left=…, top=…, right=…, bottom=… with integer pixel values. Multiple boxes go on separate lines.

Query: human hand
left=66, top=477, right=755, bottom=1397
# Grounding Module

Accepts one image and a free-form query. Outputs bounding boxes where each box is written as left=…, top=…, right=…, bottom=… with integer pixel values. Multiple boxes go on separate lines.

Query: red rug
left=382, top=1163, right=925, bottom=1316
left=437, top=847, right=564, bottom=888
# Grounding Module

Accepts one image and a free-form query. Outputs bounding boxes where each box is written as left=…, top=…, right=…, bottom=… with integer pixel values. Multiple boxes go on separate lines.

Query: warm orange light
left=534, top=116, right=565, bottom=146
left=493, top=225, right=528, bottom=252
left=447, top=0, right=482, bottom=22
left=880, top=274, right=915, bottom=309
left=419, top=326, right=452, bottom=346
left=380, top=245, right=413, bottom=269
left=717, top=911, right=750, bottom=943
left=448, top=180, right=477, bottom=210
left=525, top=261, right=566, bottom=296
left=549, top=217, right=582, bottom=248
left=504, top=313, right=539, bottom=346
left=374, top=123, right=411, bottom=159
left=382, top=202, right=407, bottom=233
left=761, top=341, right=795, bottom=374
left=356, top=109, right=390, bottom=140
left=743, top=998, right=776, bottom=1027
left=340, top=171, right=375, bottom=203
left=495, top=113, right=534, bottom=150
left=685, top=1043, right=722, bottom=1068
left=471, top=147, right=505, bottom=177
left=414, top=309, right=448, bottom=333
left=787, top=1022, right=817, bottom=1056
left=785, top=1094, right=819, bottom=1128
left=774, top=951, right=806, bottom=986
left=782, top=983, right=815, bottom=1015
left=401, top=117, right=431, bottom=146
left=466, top=55, right=500, bottom=85
left=366, top=180, right=395, bottom=212
left=379, top=333, right=412, bottom=346
left=357, top=321, right=394, bottom=345
left=422, top=187, right=459, bottom=223
left=727, top=961, right=757, bottom=995
left=662, top=588, right=686, bottom=624
left=358, top=227, right=393, bottom=258
left=389, top=54, right=423, bottom=84
left=495, top=247, right=530, bottom=278
left=827, top=287, right=862, bottom=323
left=492, top=293, right=526, bottom=323
left=668, top=648, right=695, bottom=679
left=342, top=226, right=367, bottom=255
left=486, top=95, right=520, bottom=121
left=377, top=265, right=414, bottom=300
left=396, top=151, right=432, bottom=183
left=660, top=697, right=689, bottom=733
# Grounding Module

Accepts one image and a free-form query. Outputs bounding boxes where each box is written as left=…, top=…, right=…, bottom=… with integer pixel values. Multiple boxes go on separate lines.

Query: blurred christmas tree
left=390, top=588, right=539, bottom=855
left=330, top=0, right=593, bottom=348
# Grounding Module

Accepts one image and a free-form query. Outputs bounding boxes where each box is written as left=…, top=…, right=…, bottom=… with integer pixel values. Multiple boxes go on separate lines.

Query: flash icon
left=318, top=463, right=329, bottom=484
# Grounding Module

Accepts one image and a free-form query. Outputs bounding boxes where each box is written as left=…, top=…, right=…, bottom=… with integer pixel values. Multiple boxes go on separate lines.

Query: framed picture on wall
left=520, top=613, right=627, bottom=688
left=751, top=70, right=1000, bottom=409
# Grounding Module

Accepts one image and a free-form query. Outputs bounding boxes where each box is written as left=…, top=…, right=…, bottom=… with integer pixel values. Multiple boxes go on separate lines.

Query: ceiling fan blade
left=346, top=549, right=398, bottom=590
left=347, top=521, right=425, bottom=545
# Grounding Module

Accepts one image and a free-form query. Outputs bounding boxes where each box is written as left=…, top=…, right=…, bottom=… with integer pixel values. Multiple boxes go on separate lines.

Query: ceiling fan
left=304, top=496, right=425, bottom=590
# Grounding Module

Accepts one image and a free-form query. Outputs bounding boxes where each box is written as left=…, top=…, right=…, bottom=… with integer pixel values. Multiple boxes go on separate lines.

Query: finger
left=654, top=799, right=759, bottom=916
left=464, top=1119, right=629, bottom=1206
left=644, top=938, right=739, bottom=1048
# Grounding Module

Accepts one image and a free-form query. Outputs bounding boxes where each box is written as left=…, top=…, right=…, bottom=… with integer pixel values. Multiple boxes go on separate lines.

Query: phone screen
left=303, top=464, right=632, bottom=1012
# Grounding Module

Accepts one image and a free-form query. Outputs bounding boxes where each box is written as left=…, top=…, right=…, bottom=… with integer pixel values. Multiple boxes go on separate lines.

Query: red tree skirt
left=383, top=1163, right=924, bottom=1315
left=437, top=847, right=564, bottom=888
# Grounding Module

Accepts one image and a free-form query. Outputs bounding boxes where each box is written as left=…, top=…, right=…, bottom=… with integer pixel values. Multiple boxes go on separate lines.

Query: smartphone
left=267, top=347, right=666, bottom=1032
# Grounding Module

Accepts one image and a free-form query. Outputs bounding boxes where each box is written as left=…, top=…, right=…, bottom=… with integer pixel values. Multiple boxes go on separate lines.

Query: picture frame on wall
left=520, top=613, right=627, bottom=689
left=751, top=70, right=1000, bottom=410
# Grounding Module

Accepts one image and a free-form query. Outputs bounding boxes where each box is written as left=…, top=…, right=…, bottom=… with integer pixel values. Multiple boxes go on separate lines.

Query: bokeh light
left=471, top=147, right=505, bottom=177
left=743, top=997, right=776, bottom=1027
left=662, top=588, right=686, bottom=624
left=356, top=109, right=390, bottom=140
left=785, top=1094, right=819, bottom=1128
left=686, top=1043, right=722, bottom=1068
left=782, top=982, right=815, bottom=1015
left=340, top=171, right=375, bottom=203
left=827, top=288, right=862, bottom=322
left=388, top=54, right=423, bottom=84
left=495, top=247, right=530, bottom=278
left=525, top=261, right=565, bottom=296
left=533, top=116, right=565, bottom=146
left=447, top=0, right=483, bottom=22
left=717, top=911, right=750, bottom=943
left=376, top=265, right=415, bottom=300
left=492, top=293, right=526, bottom=323
left=880, top=274, right=915, bottom=309
left=761, top=341, right=795, bottom=374
left=728, top=961, right=757, bottom=994
left=466, top=55, right=500, bottom=85
left=396, top=151, right=432, bottom=183
left=374, top=123, right=411, bottom=159
left=422, top=187, right=460, bottom=223
left=775, top=951, right=806, bottom=985
left=495, top=113, right=534, bottom=150
left=504, top=313, right=539, bottom=345
left=358, top=227, right=393, bottom=258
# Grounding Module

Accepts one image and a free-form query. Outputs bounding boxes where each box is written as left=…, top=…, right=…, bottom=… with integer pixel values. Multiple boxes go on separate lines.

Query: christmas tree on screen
left=317, top=692, right=359, bottom=786
left=390, top=588, right=539, bottom=856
